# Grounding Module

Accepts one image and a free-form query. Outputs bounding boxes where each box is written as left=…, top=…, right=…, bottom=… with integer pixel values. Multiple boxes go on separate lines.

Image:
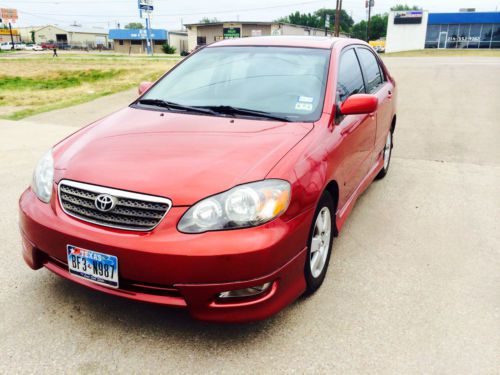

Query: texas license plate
left=67, top=245, right=119, bottom=288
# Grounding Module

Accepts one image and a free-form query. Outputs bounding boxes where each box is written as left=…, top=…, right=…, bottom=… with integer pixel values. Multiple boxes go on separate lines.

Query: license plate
left=67, top=245, right=119, bottom=288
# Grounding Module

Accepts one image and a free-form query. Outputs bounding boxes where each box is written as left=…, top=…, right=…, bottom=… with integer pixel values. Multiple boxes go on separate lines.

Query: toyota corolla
left=19, top=36, right=396, bottom=322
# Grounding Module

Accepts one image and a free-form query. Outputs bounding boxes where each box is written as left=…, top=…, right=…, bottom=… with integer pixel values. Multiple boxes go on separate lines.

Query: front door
left=333, top=48, right=377, bottom=207
left=438, top=32, right=448, bottom=48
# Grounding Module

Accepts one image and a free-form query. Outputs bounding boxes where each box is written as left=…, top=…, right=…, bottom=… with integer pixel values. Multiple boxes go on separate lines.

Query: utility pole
left=334, top=0, right=342, bottom=37
left=8, top=22, right=15, bottom=49
left=366, top=0, right=373, bottom=41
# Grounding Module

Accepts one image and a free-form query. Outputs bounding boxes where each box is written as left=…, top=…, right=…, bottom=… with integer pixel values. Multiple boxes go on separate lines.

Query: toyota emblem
left=95, top=194, right=117, bottom=212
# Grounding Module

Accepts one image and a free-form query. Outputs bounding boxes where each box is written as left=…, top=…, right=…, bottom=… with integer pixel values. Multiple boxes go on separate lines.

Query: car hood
left=54, top=107, right=313, bottom=206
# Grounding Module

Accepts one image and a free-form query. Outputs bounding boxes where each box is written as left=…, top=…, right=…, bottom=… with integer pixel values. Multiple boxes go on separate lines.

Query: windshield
left=140, top=46, right=331, bottom=122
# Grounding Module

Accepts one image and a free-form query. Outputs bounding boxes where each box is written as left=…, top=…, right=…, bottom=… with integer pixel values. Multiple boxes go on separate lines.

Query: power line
left=8, top=0, right=334, bottom=16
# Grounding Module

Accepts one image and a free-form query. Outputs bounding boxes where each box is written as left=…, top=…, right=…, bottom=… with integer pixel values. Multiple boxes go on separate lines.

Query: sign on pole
left=325, top=14, right=331, bottom=28
left=137, top=0, right=154, bottom=55
left=0, top=8, right=18, bottom=23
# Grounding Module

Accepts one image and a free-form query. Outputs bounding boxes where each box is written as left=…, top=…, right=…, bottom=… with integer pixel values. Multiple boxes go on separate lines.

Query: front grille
left=58, top=180, right=172, bottom=231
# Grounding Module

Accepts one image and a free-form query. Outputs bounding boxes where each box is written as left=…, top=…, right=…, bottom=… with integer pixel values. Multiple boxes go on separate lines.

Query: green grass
left=0, top=54, right=179, bottom=120
left=5, top=90, right=115, bottom=120
left=0, top=69, right=124, bottom=91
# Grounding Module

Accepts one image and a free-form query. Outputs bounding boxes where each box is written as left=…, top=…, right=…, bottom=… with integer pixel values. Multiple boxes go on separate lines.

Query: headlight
left=178, top=179, right=291, bottom=233
left=31, top=150, right=54, bottom=203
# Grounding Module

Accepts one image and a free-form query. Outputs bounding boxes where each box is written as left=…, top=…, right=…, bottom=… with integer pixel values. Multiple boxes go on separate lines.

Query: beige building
left=113, top=39, right=166, bottom=54
left=185, top=21, right=335, bottom=51
left=168, top=31, right=188, bottom=54
left=22, top=25, right=109, bottom=48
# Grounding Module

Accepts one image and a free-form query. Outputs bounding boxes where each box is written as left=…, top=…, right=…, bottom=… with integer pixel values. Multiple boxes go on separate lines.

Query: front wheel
left=304, top=192, right=334, bottom=294
left=376, top=131, right=393, bottom=179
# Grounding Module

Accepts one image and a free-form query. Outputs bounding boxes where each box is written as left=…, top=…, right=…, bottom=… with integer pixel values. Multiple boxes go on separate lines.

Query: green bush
left=162, top=43, right=176, bottom=54
left=180, top=50, right=189, bottom=57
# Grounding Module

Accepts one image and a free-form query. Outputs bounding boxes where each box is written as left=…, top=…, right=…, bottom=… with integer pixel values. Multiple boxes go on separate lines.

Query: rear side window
left=337, top=49, right=365, bottom=103
left=356, top=48, right=383, bottom=93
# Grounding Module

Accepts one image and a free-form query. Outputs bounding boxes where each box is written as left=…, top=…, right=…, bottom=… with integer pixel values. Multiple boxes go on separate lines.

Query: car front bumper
left=19, top=187, right=313, bottom=323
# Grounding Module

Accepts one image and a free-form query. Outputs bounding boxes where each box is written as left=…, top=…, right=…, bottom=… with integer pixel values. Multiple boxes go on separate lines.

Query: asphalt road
left=1, top=57, right=499, bottom=374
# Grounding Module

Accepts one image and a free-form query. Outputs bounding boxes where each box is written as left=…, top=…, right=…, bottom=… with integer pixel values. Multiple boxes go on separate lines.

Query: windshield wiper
left=196, top=105, right=292, bottom=122
left=136, top=99, right=216, bottom=115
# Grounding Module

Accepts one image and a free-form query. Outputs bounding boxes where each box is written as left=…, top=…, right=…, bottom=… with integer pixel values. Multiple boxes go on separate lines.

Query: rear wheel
left=304, top=192, right=334, bottom=294
left=376, top=131, right=393, bottom=179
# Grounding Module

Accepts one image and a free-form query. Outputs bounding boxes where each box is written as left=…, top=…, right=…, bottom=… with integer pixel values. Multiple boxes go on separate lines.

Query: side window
left=356, top=48, right=383, bottom=93
left=337, top=49, right=365, bottom=104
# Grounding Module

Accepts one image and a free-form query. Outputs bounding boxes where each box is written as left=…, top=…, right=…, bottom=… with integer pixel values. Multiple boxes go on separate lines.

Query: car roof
left=208, top=36, right=345, bottom=49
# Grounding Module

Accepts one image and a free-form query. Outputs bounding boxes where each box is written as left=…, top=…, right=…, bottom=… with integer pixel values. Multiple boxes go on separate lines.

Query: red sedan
left=19, top=36, right=396, bottom=323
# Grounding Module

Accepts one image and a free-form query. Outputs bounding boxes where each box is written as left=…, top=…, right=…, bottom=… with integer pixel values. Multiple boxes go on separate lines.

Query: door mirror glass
left=340, top=94, right=378, bottom=115
left=138, top=82, right=153, bottom=95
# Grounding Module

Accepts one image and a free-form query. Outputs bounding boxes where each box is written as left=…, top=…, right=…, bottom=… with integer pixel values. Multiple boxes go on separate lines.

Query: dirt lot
left=0, top=56, right=499, bottom=374
left=0, top=53, right=179, bottom=119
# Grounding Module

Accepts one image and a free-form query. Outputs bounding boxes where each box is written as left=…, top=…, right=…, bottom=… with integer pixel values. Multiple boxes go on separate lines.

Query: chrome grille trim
left=58, top=180, right=172, bottom=232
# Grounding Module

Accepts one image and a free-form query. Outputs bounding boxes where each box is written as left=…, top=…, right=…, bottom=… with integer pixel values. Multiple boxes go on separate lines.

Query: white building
left=386, top=10, right=500, bottom=53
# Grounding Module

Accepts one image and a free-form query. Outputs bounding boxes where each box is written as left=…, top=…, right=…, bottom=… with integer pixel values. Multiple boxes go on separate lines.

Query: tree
left=390, top=4, right=422, bottom=11
left=199, top=17, right=219, bottom=24
left=162, top=43, right=176, bottom=54
left=276, top=8, right=354, bottom=33
left=369, top=13, right=389, bottom=40
left=350, top=20, right=367, bottom=40
left=350, top=13, right=388, bottom=41
left=124, top=22, right=144, bottom=29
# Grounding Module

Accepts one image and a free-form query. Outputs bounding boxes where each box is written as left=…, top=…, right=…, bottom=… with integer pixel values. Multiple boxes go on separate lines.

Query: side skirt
left=335, top=154, right=384, bottom=233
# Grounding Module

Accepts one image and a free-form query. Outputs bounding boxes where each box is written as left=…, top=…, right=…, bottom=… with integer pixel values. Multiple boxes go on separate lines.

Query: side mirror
left=339, top=94, right=378, bottom=115
left=138, top=81, right=153, bottom=95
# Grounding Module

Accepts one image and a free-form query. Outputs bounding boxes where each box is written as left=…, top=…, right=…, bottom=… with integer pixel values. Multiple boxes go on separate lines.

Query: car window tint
left=337, top=49, right=365, bottom=103
left=357, top=48, right=383, bottom=93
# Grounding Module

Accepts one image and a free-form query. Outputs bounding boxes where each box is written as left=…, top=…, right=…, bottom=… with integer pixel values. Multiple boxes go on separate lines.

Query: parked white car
left=0, top=42, right=14, bottom=51
left=25, top=44, right=43, bottom=51
left=15, top=43, right=26, bottom=50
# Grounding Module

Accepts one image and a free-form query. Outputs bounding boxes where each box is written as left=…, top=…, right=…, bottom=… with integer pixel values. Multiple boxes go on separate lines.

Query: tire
left=376, top=130, right=393, bottom=180
left=304, top=192, right=335, bottom=294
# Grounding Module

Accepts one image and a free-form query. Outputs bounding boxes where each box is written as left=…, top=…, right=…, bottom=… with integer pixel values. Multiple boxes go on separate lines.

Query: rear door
left=334, top=47, right=377, bottom=205
left=356, top=47, right=394, bottom=163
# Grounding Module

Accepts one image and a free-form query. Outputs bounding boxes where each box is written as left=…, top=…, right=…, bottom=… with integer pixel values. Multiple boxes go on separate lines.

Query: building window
left=119, top=40, right=124, bottom=45
left=467, top=24, right=481, bottom=48
left=457, top=24, right=470, bottom=48
left=446, top=24, right=458, bottom=48
left=425, top=24, right=440, bottom=48
left=493, top=24, right=500, bottom=41
left=197, top=36, right=206, bottom=45
left=131, top=40, right=142, bottom=45
left=425, top=22, right=499, bottom=49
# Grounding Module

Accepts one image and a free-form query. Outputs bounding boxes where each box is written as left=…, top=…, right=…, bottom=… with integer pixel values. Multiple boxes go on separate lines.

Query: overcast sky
left=4, top=0, right=500, bottom=29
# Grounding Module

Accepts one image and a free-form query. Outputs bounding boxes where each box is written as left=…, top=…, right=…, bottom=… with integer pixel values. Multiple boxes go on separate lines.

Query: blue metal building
left=109, top=28, right=168, bottom=53
left=425, top=12, right=500, bottom=49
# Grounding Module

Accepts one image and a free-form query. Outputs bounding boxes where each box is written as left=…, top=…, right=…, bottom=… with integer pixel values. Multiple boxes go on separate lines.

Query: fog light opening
left=218, top=282, right=272, bottom=299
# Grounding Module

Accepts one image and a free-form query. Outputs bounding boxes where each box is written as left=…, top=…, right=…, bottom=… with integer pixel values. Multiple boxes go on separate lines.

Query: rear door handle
left=387, top=90, right=393, bottom=99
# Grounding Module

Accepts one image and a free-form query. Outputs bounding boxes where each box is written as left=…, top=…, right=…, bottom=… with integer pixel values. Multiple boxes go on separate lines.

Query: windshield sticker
left=298, top=96, right=314, bottom=103
left=295, top=102, right=313, bottom=112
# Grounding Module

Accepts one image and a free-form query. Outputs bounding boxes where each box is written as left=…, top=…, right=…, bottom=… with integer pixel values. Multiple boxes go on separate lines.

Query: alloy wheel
left=309, top=207, right=332, bottom=278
